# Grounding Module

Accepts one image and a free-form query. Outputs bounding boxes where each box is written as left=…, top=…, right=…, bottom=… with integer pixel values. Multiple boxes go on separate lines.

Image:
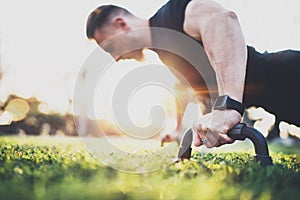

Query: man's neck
left=125, top=16, right=152, bottom=48
left=126, top=15, right=152, bottom=47
left=136, top=18, right=151, bottom=47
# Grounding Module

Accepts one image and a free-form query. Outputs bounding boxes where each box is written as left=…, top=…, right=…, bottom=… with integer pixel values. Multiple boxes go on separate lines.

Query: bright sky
left=0, top=0, right=299, bottom=115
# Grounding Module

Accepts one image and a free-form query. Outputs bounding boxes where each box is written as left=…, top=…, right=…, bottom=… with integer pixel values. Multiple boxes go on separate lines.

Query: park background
left=0, top=1, right=300, bottom=199
left=0, top=0, right=300, bottom=138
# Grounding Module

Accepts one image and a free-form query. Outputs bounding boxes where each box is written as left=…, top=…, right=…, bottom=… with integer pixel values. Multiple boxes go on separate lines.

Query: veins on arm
left=183, top=0, right=247, bottom=103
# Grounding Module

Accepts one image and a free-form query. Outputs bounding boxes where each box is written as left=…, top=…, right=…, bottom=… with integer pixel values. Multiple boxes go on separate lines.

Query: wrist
left=226, top=109, right=243, bottom=119
left=222, top=93, right=243, bottom=103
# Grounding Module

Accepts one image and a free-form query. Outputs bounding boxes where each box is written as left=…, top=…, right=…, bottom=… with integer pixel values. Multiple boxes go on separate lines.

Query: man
left=86, top=0, right=300, bottom=148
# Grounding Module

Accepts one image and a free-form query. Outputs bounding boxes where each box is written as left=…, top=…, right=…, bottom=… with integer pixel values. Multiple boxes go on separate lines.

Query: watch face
left=213, top=95, right=228, bottom=110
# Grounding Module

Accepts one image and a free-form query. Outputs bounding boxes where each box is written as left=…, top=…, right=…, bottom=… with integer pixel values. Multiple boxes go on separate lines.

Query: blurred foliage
left=0, top=95, right=77, bottom=136
left=0, top=140, right=299, bottom=200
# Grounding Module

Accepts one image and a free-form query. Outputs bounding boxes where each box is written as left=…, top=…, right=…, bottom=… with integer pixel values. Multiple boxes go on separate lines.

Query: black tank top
left=149, top=0, right=265, bottom=104
left=150, top=0, right=191, bottom=34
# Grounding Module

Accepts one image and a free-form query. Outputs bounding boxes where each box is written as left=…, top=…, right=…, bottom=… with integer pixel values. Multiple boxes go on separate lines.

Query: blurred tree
left=0, top=95, right=77, bottom=136
left=0, top=36, right=3, bottom=101
left=0, top=35, right=2, bottom=80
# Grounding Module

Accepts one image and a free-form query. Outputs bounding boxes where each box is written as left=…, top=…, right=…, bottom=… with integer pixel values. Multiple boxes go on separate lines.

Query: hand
left=193, top=109, right=242, bottom=148
left=160, top=131, right=181, bottom=146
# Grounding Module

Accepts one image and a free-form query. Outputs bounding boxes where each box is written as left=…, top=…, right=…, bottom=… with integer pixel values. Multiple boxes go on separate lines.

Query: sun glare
left=91, top=50, right=178, bottom=133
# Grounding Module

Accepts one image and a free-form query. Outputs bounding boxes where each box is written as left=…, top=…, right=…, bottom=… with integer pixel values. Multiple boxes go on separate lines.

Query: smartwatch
left=213, top=95, right=245, bottom=116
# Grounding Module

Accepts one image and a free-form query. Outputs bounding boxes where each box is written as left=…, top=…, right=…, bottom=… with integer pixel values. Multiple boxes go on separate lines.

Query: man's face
left=93, top=28, right=145, bottom=62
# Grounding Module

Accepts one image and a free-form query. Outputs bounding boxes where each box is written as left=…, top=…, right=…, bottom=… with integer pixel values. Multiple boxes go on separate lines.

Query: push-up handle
left=177, top=123, right=273, bottom=167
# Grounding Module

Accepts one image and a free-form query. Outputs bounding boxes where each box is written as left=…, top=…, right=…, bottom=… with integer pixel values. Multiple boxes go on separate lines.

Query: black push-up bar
left=177, top=123, right=273, bottom=167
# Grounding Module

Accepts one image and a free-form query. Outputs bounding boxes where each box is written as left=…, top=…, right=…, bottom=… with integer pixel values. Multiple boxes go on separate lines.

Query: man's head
left=86, top=5, right=150, bottom=61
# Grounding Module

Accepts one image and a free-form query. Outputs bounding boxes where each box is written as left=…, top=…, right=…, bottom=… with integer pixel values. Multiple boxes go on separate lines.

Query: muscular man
left=86, top=0, right=300, bottom=147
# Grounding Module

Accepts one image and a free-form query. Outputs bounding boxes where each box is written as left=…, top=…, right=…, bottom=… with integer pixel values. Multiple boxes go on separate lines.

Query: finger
left=213, top=138, right=223, bottom=147
left=197, top=124, right=209, bottom=134
left=192, top=129, right=202, bottom=147
left=220, top=133, right=234, bottom=144
left=198, top=125, right=208, bottom=139
left=214, top=133, right=234, bottom=147
left=195, top=124, right=208, bottom=139
left=215, top=135, right=228, bottom=147
left=219, top=127, right=234, bottom=143
left=205, top=130, right=219, bottom=148
left=205, top=130, right=233, bottom=148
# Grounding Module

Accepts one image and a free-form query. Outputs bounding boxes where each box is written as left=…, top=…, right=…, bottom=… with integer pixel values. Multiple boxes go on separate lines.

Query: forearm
left=184, top=0, right=247, bottom=103
left=201, top=11, right=247, bottom=103
left=184, top=0, right=247, bottom=147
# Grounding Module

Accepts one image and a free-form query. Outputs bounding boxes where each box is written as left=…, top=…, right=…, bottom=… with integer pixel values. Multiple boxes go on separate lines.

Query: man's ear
left=113, top=17, right=130, bottom=31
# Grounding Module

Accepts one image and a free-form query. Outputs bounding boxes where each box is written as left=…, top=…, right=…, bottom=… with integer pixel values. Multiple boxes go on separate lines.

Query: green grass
left=0, top=136, right=299, bottom=200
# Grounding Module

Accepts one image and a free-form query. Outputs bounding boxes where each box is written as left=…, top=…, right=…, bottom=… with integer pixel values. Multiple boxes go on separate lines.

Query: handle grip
left=227, top=123, right=273, bottom=167
left=178, top=123, right=273, bottom=167
left=227, top=123, right=247, bottom=141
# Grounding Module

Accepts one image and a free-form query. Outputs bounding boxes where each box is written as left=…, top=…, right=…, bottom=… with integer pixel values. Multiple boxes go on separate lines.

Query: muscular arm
left=184, top=0, right=247, bottom=103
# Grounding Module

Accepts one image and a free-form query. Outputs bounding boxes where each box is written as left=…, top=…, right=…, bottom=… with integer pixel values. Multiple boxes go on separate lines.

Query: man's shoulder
left=150, top=0, right=192, bottom=32
left=157, top=0, right=191, bottom=14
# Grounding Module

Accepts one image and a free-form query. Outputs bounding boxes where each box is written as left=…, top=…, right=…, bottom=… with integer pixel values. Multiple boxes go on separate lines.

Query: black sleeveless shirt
left=150, top=0, right=190, bottom=35
left=149, top=0, right=266, bottom=106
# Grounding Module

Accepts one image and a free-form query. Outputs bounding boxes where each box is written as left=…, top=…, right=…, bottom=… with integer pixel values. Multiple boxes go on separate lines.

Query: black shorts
left=244, top=47, right=300, bottom=126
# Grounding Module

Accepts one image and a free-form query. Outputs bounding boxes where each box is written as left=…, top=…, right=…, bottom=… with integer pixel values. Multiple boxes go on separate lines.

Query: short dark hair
left=86, top=5, right=131, bottom=39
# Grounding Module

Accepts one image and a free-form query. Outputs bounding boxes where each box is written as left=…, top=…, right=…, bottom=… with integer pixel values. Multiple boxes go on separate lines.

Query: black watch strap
left=213, top=95, right=245, bottom=116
